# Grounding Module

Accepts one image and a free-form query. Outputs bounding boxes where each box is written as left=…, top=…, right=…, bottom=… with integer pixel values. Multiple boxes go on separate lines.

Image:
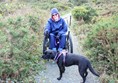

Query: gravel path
left=35, top=32, right=100, bottom=83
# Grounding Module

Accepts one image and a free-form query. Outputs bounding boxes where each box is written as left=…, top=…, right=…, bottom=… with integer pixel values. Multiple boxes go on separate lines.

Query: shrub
left=0, top=2, right=25, bottom=17
left=72, top=5, right=97, bottom=22
left=69, top=0, right=88, bottom=6
left=72, top=6, right=88, bottom=20
left=84, top=14, right=118, bottom=80
left=0, top=15, right=43, bottom=82
left=56, top=3, right=69, bottom=11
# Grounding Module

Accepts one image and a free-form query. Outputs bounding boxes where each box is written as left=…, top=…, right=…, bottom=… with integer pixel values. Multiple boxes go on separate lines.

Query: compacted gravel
left=35, top=32, right=100, bottom=83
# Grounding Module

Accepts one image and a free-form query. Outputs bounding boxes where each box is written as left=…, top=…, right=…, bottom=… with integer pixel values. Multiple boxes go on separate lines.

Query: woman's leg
left=49, top=33, right=56, bottom=50
left=59, top=34, right=66, bottom=51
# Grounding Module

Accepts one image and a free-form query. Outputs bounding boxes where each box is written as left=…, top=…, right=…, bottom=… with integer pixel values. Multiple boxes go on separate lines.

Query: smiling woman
left=52, top=13, right=60, bottom=21
left=51, top=8, right=60, bottom=22
left=44, top=8, right=68, bottom=52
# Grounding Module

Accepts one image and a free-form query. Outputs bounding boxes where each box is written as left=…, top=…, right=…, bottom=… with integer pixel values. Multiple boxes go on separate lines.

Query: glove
left=56, top=33, right=61, bottom=39
left=44, top=30, right=49, bottom=37
left=56, top=35, right=60, bottom=39
left=57, top=33, right=61, bottom=37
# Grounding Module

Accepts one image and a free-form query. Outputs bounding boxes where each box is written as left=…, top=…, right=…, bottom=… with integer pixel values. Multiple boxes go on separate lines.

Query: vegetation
left=69, top=0, right=88, bottom=6
left=0, top=1, right=45, bottom=82
left=72, top=5, right=97, bottom=22
left=0, top=0, right=118, bottom=82
left=21, top=0, right=73, bottom=15
left=71, top=0, right=118, bottom=82
left=84, top=14, right=118, bottom=81
left=0, top=0, right=73, bottom=82
left=0, top=13, right=43, bottom=82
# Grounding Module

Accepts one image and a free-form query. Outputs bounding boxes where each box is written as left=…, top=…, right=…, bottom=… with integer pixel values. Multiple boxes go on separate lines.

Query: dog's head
left=42, top=49, right=57, bottom=60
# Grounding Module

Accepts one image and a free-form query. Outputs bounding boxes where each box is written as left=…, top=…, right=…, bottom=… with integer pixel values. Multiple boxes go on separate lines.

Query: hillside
left=0, top=0, right=118, bottom=83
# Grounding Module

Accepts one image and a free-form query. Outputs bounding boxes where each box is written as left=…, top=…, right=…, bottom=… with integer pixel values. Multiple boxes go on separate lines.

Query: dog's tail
left=88, top=62, right=99, bottom=77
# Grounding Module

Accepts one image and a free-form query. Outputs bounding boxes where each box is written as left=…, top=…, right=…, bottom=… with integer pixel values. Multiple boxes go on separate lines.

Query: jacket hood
left=50, top=8, right=60, bottom=21
left=51, top=8, right=59, bottom=15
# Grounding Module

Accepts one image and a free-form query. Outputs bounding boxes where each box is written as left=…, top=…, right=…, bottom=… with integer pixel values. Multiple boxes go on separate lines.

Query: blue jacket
left=44, top=17, right=68, bottom=35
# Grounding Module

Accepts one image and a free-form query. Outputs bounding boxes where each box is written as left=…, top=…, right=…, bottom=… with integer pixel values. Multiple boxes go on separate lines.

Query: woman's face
left=52, top=13, right=59, bottom=21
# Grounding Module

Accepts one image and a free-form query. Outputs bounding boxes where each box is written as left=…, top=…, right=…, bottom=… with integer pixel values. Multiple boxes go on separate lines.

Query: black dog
left=42, top=50, right=99, bottom=83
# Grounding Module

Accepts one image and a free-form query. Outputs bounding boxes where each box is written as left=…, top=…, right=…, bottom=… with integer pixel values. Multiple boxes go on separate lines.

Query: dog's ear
left=44, top=50, right=51, bottom=55
left=49, top=50, right=57, bottom=59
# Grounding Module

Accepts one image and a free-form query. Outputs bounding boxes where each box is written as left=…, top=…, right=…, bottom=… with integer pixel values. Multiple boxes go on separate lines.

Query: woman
left=44, top=8, right=68, bottom=52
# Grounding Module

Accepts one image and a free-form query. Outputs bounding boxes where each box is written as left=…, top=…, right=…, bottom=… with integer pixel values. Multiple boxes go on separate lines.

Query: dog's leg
left=79, top=66, right=87, bottom=83
left=85, top=71, right=88, bottom=77
left=79, top=71, right=86, bottom=83
left=57, top=66, right=62, bottom=80
left=57, top=65, right=65, bottom=80
left=62, top=63, right=65, bottom=73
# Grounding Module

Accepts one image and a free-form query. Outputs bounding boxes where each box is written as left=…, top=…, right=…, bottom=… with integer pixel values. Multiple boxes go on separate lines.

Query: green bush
left=0, top=15, right=43, bottom=82
left=69, top=0, right=88, bottom=6
left=72, top=5, right=97, bottom=22
left=56, top=3, right=69, bottom=11
left=84, top=14, right=118, bottom=80
left=72, top=6, right=88, bottom=20
left=0, top=2, right=25, bottom=17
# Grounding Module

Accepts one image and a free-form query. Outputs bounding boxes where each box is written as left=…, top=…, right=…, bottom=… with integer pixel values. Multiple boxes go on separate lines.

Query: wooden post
left=69, top=15, right=71, bottom=26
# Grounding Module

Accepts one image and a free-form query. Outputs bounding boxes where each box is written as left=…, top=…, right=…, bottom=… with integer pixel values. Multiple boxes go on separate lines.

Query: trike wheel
left=66, top=34, right=73, bottom=53
left=43, top=37, right=49, bottom=54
